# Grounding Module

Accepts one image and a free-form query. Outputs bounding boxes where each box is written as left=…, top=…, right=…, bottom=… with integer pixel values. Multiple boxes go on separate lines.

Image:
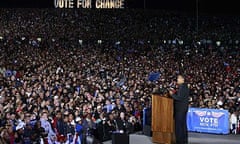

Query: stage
left=103, top=132, right=240, bottom=144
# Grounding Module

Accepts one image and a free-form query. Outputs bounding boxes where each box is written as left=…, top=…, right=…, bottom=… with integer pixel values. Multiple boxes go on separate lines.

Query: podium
left=152, top=94, right=175, bottom=144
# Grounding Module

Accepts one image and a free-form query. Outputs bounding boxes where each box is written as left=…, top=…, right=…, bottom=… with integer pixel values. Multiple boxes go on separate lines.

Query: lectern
left=152, top=94, right=175, bottom=144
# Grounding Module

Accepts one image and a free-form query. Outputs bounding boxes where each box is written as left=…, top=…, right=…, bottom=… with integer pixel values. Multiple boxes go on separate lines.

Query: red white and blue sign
left=187, top=108, right=229, bottom=134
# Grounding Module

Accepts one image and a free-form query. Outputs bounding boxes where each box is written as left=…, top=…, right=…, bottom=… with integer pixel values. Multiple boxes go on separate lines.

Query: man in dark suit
left=169, top=75, right=189, bottom=144
left=115, top=112, right=127, bottom=132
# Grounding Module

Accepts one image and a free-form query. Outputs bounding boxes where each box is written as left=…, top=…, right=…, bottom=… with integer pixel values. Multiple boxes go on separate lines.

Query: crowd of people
left=0, top=9, right=239, bottom=143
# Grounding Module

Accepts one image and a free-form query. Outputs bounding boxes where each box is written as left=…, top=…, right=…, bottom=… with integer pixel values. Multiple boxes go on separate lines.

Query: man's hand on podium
left=169, top=88, right=176, bottom=96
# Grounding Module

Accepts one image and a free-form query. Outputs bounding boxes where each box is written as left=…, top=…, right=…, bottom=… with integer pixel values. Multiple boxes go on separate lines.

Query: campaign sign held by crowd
left=148, top=72, right=160, bottom=82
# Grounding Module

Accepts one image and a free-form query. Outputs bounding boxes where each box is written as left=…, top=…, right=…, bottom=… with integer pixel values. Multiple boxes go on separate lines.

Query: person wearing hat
left=14, top=122, right=25, bottom=144
left=73, top=117, right=83, bottom=144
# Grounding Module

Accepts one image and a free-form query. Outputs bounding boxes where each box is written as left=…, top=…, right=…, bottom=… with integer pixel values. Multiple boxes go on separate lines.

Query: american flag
left=66, top=133, right=81, bottom=144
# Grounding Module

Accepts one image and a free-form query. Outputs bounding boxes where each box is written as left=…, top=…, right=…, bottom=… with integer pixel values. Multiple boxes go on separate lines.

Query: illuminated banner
left=54, top=0, right=124, bottom=9
left=187, top=108, right=229, bottom=134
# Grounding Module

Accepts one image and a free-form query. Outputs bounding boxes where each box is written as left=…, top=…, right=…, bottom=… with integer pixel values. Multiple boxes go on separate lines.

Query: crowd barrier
left=143, top=107, right=230, bottom=134
left=143, top=107, right=151, bottom=126
left=187, top=108, right=229, bottom=134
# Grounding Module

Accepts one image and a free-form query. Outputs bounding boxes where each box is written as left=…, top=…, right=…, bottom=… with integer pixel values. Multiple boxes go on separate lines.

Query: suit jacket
left=115, top=118, right=127, bottom=132
left=172, top=83, right=189, bottom=113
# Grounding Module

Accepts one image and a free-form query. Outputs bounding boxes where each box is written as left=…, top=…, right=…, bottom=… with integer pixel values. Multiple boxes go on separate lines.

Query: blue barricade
left=143, top=107, right=151, bottom=126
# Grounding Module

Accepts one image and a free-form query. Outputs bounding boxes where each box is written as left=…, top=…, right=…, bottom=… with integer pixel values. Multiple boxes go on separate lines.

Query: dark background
left=0, top=0, right=239, bottom=15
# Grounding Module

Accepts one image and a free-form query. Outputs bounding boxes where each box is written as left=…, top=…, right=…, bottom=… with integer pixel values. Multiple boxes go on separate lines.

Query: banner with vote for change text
left=187, top=108, right=229, bottom=134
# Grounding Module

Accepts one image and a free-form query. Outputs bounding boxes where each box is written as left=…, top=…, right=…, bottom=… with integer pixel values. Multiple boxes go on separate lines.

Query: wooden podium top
left=152, top=93, right=172, bottom=98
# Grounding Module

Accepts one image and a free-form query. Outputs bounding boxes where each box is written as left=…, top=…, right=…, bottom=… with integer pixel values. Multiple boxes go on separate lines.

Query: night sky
left=0, top=0, right=239, bottom=15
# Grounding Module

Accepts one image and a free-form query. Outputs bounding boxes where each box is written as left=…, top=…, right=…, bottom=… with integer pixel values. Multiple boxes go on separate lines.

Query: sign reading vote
left=187, top=108, right=229, bottom=134
left=54, top=0, right=124, bottom=9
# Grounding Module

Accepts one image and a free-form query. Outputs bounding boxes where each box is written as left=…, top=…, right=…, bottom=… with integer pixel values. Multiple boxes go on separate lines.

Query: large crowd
left=0, top=9, right=239, bottom=143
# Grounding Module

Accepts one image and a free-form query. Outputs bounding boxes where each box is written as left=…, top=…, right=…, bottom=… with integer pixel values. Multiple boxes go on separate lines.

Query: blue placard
left=143, top=107, right=151, bottom=126
left=148, top=72, right=160, bottom=82
left=187, top=108, right=229, bottom=134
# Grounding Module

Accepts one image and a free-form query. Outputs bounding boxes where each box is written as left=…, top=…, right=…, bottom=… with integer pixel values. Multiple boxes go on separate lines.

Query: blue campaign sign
left=187, top=108, right=229, bottom=134
left=148, top=72, right=161, bottom=82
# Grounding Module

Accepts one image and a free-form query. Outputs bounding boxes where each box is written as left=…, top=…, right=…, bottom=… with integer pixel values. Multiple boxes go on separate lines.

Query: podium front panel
left=152, top=95, right=174, bottom=132
left=151, top=94, right=175, bottom=144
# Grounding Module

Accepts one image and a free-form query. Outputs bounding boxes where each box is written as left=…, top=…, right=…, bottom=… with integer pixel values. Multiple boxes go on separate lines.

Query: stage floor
left=103, top=132, right=240, bottom=144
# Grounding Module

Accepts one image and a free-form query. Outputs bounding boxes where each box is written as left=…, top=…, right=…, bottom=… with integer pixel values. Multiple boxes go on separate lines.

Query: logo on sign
left=194, top=110, right=222, bottom=127
left=211, top=111, right=224, bottom=118
left=194, top=110, right=207, bottom=117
